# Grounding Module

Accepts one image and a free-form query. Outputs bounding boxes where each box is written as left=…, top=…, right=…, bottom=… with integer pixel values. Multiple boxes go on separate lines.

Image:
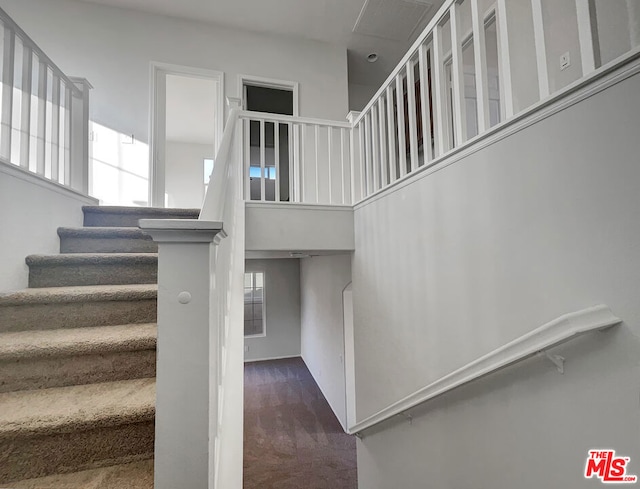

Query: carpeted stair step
left=58, top=227, right=157, bottom=254
left=26, top=253, right=158, bottom=288
left=10, top=458, right=153, bottom=489
left=0, top=378, right=155, bottom=484
left=0, top=323, right=157, bottom=393
left=83, top=205, right=200, bottom=228
left=0, top=284, right=157, bottom=333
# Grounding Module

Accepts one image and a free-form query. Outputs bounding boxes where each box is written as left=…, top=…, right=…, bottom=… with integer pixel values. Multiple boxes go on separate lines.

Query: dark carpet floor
left=244, top=357, right=357, bottom=489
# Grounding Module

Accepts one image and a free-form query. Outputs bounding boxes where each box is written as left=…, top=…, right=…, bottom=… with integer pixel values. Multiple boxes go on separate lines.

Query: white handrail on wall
left=0, top=6, right=91, bottom=194
left=238, top=110, right=352, bottom=205
left=348, top=305, right=622, bottom=436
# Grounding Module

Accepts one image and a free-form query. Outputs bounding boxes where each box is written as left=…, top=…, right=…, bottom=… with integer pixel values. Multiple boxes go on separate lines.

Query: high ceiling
left=75, top=0, right=444, bottom=88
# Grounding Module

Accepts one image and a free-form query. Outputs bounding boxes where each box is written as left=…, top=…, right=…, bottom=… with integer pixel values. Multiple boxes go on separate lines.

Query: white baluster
left=433, top=22, right=447, bottom=156
left=450, top=2, right=468, bottom=146
left=395, top=75, right=407, bottom=177
left=358, top=120, right=365, bottom=198
left=418, top=44, right=434, bottom=162
left=575, top=0, right=600, bottom=74
left=371, top=104, right=380, bottom=191
left=406, top=60, right=419, bottom=170
left=377, top=97, right=388, bottom=187
left=259, top=119, right=265, bottom=201
left=328, top=126, right=333, bottom=204
left=1, top=26, right=15, bottom=161
left=531, top=0, right=550, bottom=99
left=274, top=122, right=280, bottom=202
left=244, top=118, right=250, bottom=200
left=471, top=2, right=490, bottom=134
left=19, top=46, right=32, bottom=169
left=314, top=124, right=319, bottom=203
left=36, top=61, right=47, bottom=176
left=496, top=0, right=515, bottom=117
left=50, top=74, right=60, bottom=182
left=385, top=85, right=397, bottom=182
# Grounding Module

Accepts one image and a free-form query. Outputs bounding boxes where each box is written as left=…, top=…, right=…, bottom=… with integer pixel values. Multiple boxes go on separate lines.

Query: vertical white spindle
left=433, top=23, right=447, bottom=156
left=347, top=111, right=361, bottom=203
left=405, top=60, right=419, bottom=171
left=385, top=85, right=397, bottom=182
left=418, top=44, right=434, bottom=162
left=259, top=119, right=265, bottom=201
left=69, top=77, right=91, bottom=194
left=395, top=75, right=407, bottom=177
left=531, top=0, right=550, bottom=99
left=63, top=84, right=71, bottom=185
left=328, top=126, right=333, bottom=204
left=371, top=104, right=380, bottom=191
left=299, top=124, right=305, bottom=202
left=1, top=27, right=15, bottom=161
left=274, top=122, right=280, bottom=202
left=244, top=119, right=250, bottom=200
left=36, top=61, right=47, bottom=176
left=471, top=1, right=491, bottom=134
left=450, top=2, right=468, bottom=146
left=496, top=0, right=515, bottom=117
left=288, top=122, right=295, bottom=202
left=19, top=46, right=32, bottom=169
left=358, top=121, right=366, bottom=198
left=340, top=127, right=346, bottom=204
left=364, top=114, right=372, bottom=196
left=377, top=98, right=388, bottom=187
left=50, top=75, right=60, bottom=182
left=575, top=0, right=600, bottom=74
left=314, top=124, right=319, bottom=203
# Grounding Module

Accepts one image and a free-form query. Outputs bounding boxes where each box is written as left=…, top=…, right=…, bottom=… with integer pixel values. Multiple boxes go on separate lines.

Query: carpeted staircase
left=0, top=206, right=199, bottom=488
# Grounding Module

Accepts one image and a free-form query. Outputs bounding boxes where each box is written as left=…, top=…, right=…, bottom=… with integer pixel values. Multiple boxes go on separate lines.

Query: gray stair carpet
left=0, top=205, right=194, bottom=487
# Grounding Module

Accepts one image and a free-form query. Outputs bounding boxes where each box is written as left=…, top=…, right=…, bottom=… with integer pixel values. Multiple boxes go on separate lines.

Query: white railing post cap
left=139, top=219, right=226, bottom=243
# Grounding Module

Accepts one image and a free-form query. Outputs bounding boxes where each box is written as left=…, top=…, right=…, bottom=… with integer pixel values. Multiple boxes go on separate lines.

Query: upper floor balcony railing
left=349, top=0, right=640, bottom=202
left=0, top=6, right=91, bottom=194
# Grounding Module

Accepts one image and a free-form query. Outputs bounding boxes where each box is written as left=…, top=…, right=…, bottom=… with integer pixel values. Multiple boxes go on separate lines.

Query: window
left=203, top=158, right=214, bottom=193
left=244, top=272, right=265, bottom=337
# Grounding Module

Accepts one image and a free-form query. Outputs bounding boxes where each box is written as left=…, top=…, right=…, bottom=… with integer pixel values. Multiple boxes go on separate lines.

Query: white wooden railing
left=350, top=0, right=640, bottom=202
left=239, top=110, right=352, bottom=205
left=0, top=6, right=91, bottom=194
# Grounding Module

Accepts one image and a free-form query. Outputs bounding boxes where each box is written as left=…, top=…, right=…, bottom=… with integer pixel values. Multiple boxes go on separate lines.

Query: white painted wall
left=0, top=164, right=98, bottom=292
left=244, top=259, right=301, bottom=362
left=300, top=254, right=352, bottom=429
left=348, top=82, right=379, bottom=112
left=352, top=66, right=640, bottom=488
left=165, top=142, right=213, bottom=208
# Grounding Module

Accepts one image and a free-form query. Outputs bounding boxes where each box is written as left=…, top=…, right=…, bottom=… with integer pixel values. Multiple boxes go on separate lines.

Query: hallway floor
left=244, top=357, right=357, bottom=488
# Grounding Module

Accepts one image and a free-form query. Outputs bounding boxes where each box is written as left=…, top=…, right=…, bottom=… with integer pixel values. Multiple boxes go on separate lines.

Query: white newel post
left=138, top=219, right=226, bottom=489
left=346, top=111, right=360, bottom=204
left=69, top=77, right=92, bottom=195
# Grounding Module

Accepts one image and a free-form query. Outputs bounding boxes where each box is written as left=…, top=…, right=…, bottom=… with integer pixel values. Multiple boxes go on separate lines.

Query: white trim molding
left=148, top=62, right=224, bottom=208
left=348, top=305, right=622, bottom=436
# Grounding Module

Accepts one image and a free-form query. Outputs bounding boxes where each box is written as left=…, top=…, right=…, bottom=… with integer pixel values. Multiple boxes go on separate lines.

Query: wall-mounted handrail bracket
left=539, top=351, right=565, bottom=374
left=400, top=412, right=413, bottom=425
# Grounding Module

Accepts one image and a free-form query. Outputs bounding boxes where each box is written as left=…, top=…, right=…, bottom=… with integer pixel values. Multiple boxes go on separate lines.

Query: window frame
left=244, top=271, right=266, bottom=338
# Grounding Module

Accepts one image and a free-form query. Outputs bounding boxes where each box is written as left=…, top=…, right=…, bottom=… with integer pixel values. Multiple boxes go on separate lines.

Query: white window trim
left=244, top=271, right=267, bottom=338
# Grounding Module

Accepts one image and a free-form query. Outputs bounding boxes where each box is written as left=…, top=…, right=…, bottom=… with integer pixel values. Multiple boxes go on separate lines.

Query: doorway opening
left=149, top=63, right=223, bottom=207
left=240, top=76, right=297, bottom=202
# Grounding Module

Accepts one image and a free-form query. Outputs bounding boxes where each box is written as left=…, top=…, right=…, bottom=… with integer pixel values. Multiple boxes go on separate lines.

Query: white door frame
left=237, top=74, right=299, bottom=116
left=149, top=62, right=224, bottom=207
